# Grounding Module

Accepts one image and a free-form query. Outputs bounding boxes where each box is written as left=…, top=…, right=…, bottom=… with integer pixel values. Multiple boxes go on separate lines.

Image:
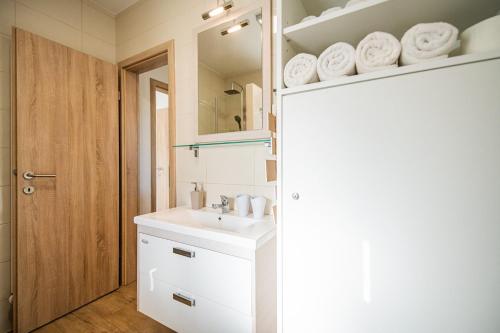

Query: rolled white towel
left=400, top=22, right=459, bottom=65
left=321, top=7, right=342, bottom=16
left=301, top=16, right=316, bottom=23
left=317, top=42, right=356, bottom=81
left=345, top=0, right=369, bottom=7
left=284, top=53, right=319, bottom=88
left=355, top=31, right=401, bottom=74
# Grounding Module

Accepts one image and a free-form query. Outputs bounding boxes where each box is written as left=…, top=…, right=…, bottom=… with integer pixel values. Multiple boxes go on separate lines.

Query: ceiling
left=198, top=8, right=263, bottom=78
left=90, top=0, right=139, bottom=16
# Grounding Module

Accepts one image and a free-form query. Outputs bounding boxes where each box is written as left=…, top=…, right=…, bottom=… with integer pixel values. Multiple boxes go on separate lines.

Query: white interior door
left=282, top=58, right=500, bottom=333
left=155, top=90, right=169, bottom=211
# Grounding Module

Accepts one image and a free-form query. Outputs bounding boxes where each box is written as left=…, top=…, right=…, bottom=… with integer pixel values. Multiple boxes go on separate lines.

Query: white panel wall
left=116, top=0, right=276, bottom=212
left=0, top=1, right=117, bottom=331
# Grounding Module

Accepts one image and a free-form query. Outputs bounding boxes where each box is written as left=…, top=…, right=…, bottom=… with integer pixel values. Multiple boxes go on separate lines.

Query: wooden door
left=14, top=29, right=119, bottom=333
left=150, top=79, right=169, bottom=211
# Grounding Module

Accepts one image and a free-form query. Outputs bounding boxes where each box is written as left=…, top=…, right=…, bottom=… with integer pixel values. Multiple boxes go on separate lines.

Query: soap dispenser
left=190, top=182, right=204, bottom=210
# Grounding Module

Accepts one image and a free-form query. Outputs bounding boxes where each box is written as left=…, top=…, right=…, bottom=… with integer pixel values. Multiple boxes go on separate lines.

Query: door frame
left=118, top=41, right=176, bottom=285
left=10, top=27, right=18, bottom=332
left=150, top=78, right=169, bottom=212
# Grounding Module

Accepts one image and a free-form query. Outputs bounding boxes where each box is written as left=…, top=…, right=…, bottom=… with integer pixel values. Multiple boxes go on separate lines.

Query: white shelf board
left=283, top=0, right=500, bottom=55
left=280, top=50, right=500, bottom=96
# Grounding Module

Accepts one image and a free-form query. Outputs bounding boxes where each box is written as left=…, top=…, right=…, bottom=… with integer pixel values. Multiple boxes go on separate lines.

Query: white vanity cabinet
left=135, top=208, right=276, bottom=333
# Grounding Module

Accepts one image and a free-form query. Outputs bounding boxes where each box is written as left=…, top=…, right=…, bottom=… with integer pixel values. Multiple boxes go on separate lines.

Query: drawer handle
left=173, top=247, right=195, bottom=258
left=173, top=293, right=195, bottom=307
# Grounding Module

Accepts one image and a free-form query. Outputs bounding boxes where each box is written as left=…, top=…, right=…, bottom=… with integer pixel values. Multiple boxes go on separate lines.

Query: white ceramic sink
left=134, top=207, right=275, bottom=250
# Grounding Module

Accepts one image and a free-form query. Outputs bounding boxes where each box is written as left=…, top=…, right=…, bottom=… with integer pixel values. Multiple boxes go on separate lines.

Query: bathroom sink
left=134, top=207, right=275, bottom=250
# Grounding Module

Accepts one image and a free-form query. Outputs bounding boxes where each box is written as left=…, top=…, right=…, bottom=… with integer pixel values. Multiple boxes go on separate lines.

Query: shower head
left=224, top=81, right=244, bottom=95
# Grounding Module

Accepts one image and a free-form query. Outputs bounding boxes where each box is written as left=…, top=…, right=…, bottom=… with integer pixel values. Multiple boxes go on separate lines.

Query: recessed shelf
left=283, top=0, right=500, bottom=55
left=280, top=50, right=500, bottom=96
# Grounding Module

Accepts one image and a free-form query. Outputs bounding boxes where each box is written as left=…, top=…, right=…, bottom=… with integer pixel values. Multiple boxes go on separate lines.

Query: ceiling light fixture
left=202, top=0, right=234, bottom=20
left=221, top=20, right=249, bottom=36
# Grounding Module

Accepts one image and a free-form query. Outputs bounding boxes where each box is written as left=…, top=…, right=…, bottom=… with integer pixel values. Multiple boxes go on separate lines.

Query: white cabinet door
left=282, top=59, right=500, bottom=333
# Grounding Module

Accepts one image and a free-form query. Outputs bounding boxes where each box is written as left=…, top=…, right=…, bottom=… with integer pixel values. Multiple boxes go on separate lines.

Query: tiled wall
left=0, top=1, right=116, bottom=331
left=115, top=0, right=276, bottom=212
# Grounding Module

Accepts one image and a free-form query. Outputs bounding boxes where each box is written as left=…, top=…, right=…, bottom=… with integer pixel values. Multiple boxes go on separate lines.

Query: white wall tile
left=115, top=0, right=204, bottom=46
left=0, top=223, right=10, bottom=263
left=0, top=0, right=15, bottom=37
left=205, top=183, right=253, bottom=210
left=0, top=149, right=9, bottom=187
left=17, top=0, right=82, bottom=30
left=0, top=187, right=9, bottom=225
left=0, top=71, right=9, bottom=110
left=0, top=261, right=10, bottom=299
left=16, top=3, right=82, bottom=51
left=252, top=185, right=276, bottom=214
left=0, top=111, right=10, bottom=148
left=82, top=33, right=115, bottom=63
left=176, top=181, right=198, bottom=208
left=0, top=298, right=10, bottom=333
left=0, top=37, right=10, bottom=73
left=176, top=113, right=196, bottom=145
left=177, top=149, right=206, bottom=183
left=205, top=146, right=255, bottom=185
left=82, top=2, right=115, bottom=45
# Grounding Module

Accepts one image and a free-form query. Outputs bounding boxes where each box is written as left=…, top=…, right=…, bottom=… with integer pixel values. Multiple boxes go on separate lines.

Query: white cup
left=250, top=196, right=267, bottom=219
left=235, top=194, right=251, bottom=217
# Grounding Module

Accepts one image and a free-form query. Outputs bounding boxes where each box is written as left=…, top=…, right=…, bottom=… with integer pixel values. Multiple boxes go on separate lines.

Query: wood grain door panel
left=15, top=29, right=119, bottom=333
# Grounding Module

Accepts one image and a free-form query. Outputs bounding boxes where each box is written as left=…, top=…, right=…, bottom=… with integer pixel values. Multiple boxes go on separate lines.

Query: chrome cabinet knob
left=292, top=192, right=300, bottom=200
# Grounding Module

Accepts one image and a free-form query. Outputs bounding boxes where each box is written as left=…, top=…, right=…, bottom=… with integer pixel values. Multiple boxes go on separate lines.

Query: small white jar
left=235, top=194, right=251, bottom=217
left=251, top=196, right=267, bottom=219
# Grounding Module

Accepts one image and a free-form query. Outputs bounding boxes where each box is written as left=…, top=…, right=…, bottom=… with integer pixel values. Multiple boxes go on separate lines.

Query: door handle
left=23, top=171, right=56, bottom=180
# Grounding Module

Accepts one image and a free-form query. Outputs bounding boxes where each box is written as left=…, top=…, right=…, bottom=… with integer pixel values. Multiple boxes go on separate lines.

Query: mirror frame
left=194, top=0, right=272, bottom=142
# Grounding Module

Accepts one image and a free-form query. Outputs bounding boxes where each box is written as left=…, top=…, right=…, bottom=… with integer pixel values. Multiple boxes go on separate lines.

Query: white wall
left=116, top=0, right=276, bottom=212
left=138, top=65, right=169, bottom=214
left=0, top=0, right=116, bottom=331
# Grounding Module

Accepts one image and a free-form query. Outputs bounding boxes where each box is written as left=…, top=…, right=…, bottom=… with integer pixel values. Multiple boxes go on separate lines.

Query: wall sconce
left=202, top=0, right=234, bottom=20
left=221, top=20, right=249, bottom=36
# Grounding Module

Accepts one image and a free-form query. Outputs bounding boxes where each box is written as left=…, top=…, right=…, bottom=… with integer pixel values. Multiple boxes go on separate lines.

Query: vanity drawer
left=138, top=233, right=252, bottom=315
left=139, top=272, right=252, bottom=333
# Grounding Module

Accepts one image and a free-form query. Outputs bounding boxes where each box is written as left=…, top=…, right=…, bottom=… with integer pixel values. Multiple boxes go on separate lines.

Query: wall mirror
left=196, top=1, right=271, bottom=142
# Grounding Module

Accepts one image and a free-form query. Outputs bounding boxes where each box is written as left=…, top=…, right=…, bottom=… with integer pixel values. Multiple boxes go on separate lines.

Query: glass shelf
left=174, top=138, right=271, bottom=149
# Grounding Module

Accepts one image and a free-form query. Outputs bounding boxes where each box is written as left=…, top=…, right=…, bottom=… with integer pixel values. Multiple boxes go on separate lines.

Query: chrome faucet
left=212, top=195, right=230, bottom=214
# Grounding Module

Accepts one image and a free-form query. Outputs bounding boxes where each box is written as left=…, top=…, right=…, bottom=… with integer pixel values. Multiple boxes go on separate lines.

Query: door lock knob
left=23, top=186, right=35, bottom=195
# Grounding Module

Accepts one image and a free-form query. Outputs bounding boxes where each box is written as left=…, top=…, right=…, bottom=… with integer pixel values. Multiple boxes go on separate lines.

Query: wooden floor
left=33, top=283, right=175, bottom=333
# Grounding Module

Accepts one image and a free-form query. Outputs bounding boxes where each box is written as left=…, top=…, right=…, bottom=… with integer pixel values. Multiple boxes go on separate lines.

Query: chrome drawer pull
left=173, top=293, right=195, bottom=307
left=173, top=247, right=195, bottom=258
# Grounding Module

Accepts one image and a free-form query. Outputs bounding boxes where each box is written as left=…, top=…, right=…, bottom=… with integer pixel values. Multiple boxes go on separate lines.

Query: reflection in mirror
left=198, top=8, right=263, bottom=135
